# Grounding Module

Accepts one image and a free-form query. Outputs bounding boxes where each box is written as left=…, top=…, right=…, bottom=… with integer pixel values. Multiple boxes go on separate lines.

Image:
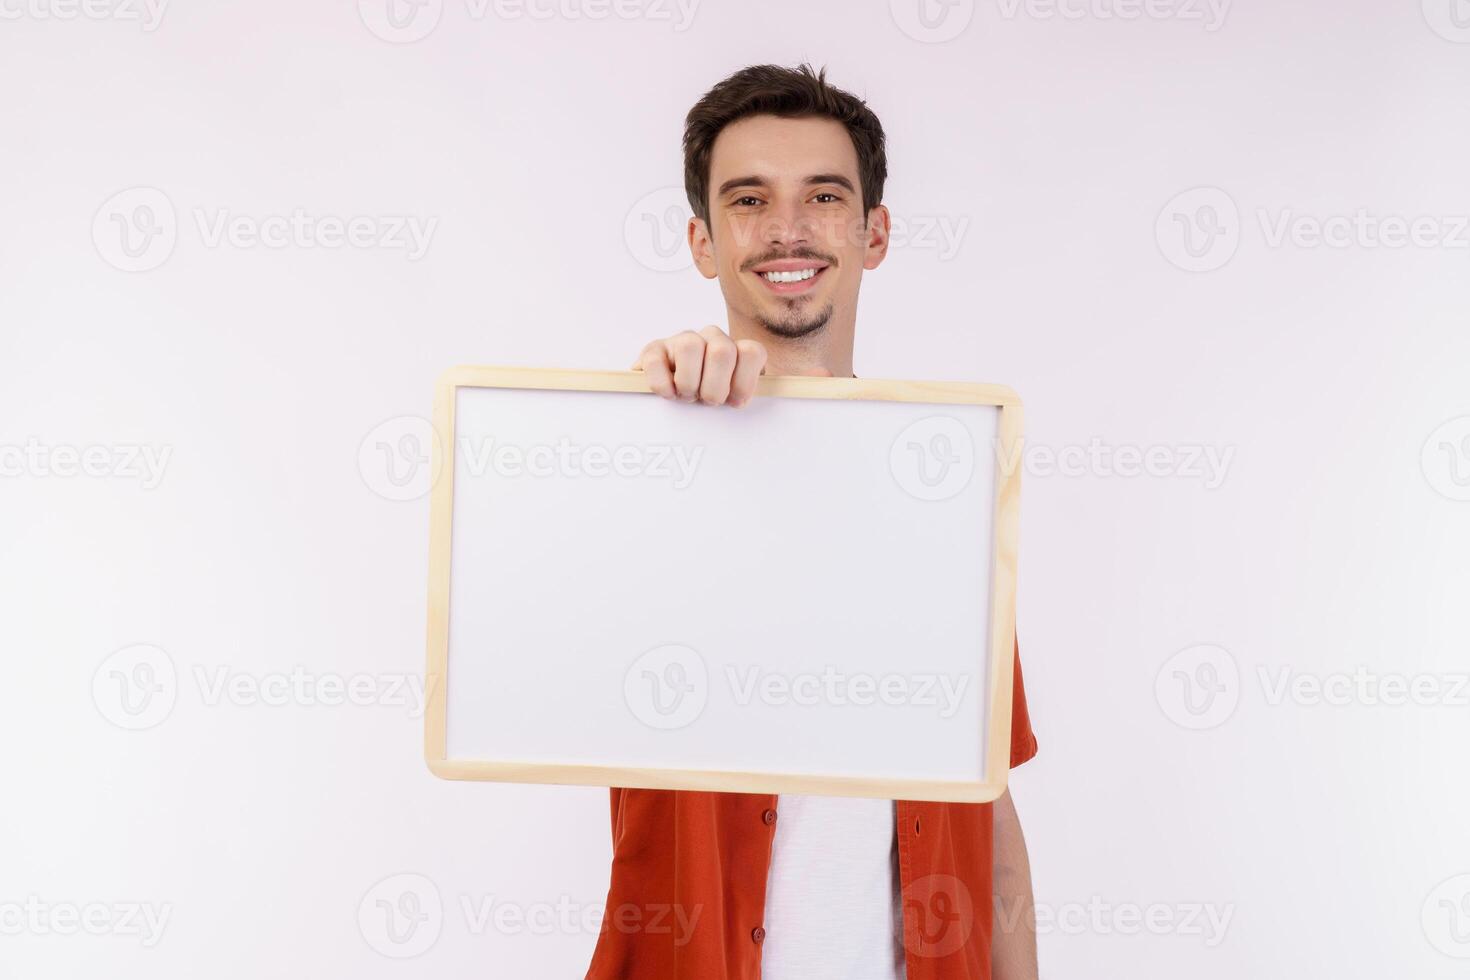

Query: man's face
left=690, top=113, right=889, bottom=340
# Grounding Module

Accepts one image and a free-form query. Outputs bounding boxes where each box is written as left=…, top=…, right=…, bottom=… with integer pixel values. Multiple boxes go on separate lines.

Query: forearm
left=990, top=789, right=1038, bottom=980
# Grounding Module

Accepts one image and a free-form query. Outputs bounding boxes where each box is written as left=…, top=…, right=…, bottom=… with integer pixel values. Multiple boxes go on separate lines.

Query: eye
left=732, top=196, right=763, bottom=207
left=813, top=192, right=841, bottom=204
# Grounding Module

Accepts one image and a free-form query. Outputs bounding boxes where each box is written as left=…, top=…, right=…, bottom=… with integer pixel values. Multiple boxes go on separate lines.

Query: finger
left=669, top=331, right=706, bottom=401
left=697, top=326, right=738, bottom=404
left=728, top=339, right=768, bottom=407
left=635, top=342, right=677, bottom=399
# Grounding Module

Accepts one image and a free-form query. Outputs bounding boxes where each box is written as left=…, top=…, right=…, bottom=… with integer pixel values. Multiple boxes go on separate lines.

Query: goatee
left=760, top=301, right=834, bottom=340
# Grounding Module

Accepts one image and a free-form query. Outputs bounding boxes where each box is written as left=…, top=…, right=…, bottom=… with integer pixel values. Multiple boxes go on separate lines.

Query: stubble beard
left=758, top=299, right=835, bottom=340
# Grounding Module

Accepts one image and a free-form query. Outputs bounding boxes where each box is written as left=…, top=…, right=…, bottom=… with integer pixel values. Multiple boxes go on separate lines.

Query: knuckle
left=704, top=342, right=736, bottom=368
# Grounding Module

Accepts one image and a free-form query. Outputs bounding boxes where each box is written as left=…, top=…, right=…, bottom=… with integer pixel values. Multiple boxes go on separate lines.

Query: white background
left=1, top=1, right=1468, bottom=977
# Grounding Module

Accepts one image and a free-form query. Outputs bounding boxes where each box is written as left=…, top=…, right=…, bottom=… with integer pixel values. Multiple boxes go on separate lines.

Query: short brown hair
left=682, top=63, right=888, bottom=228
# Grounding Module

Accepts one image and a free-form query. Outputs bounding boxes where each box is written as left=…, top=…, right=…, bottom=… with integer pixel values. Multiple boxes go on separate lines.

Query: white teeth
left=762, top=268, right=818, bottom=283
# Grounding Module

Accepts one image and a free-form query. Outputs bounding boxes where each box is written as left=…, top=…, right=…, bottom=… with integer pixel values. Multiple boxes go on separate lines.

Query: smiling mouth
left=753, top=265, right=829, bottom=295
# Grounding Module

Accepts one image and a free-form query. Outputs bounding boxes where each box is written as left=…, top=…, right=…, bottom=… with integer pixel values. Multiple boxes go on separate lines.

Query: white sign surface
left=425, top=367, right=1021, bottom=802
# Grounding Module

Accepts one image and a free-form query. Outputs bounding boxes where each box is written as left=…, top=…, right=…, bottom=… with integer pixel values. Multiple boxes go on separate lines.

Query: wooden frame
left=424, top=365, right=1022, bottom=803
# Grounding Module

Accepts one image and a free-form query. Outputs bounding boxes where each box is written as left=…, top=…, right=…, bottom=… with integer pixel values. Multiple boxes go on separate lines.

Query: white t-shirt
left=759, top=794, right=907, bottom=979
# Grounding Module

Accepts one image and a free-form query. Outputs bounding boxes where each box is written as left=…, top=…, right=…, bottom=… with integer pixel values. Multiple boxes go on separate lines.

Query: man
left=585, top=63, right=1039, bottom=980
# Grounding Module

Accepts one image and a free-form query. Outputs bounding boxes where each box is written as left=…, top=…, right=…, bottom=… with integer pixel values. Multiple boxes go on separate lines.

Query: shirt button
left=751, top=926, right=766, bottom=944
left=762, top=808, right=777, bottom=825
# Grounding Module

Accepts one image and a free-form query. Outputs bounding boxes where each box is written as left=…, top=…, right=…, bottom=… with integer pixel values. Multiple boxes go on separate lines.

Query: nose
left=762, top=197, right=816, bottom=252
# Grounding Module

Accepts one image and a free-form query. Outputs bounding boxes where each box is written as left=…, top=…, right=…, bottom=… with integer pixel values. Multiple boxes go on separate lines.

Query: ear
left=688, top=216, right=719, bottom=280
left=862, top=204, right=892, bottom=271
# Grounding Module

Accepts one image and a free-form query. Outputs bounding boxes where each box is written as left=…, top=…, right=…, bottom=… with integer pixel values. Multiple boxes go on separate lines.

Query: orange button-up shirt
left=585, top=636, right=1038, bottom=980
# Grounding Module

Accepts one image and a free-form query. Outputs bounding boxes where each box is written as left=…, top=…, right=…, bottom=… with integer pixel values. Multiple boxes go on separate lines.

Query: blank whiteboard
left=424, top=366, right=1022, bottom=803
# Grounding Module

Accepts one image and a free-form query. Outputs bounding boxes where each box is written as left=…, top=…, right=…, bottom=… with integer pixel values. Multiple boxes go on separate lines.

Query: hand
left=630, top=326, right=769, bottom=408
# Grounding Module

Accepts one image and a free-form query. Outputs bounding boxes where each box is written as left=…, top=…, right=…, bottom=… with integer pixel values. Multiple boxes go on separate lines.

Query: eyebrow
left=715, top=173, right=857, bottom=198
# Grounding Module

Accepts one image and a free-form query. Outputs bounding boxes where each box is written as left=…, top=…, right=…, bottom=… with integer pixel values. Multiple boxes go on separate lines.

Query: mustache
left=743, top=249, right=836, bottom=271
